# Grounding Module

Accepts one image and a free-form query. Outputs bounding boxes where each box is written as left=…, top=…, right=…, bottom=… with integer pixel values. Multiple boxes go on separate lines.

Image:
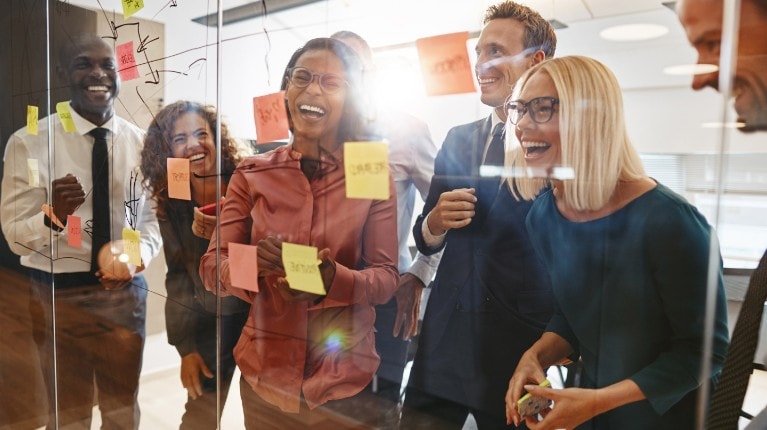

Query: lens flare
left=324, top=330, right=344, bottom=353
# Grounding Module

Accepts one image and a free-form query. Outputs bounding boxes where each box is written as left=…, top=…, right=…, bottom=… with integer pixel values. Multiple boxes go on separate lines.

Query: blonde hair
left=509, top=56, right=645, bottom=211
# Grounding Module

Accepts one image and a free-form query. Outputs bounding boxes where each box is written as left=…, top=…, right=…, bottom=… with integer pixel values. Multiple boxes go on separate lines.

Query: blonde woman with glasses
left=504, top=56, right=729, bottom=429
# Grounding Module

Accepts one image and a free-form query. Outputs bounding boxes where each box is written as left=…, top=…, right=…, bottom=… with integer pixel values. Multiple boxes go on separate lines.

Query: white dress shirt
left=1, top=103, right=161, bottom=273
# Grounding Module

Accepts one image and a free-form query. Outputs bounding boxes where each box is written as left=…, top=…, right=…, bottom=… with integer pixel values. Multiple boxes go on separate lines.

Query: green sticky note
left=282, top=242, right=325, bottom=295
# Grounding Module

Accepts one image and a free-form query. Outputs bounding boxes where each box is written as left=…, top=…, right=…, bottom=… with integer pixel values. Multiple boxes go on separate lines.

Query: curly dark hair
left=484, top=1, right=557, bottom=59
left=280, top=37, right=370, bottom=143
left=140, top=101, right=246, bottom=219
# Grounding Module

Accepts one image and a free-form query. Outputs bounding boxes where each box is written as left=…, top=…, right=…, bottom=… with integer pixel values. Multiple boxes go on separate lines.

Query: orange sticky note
left=116, top=41, right=140, bottom=81
left=253, top=92, right=289, bottom=144
left=27, top=159, right=39, bottom=187
left=122, top=0, right=144, bottom=19
left=415, top=32, right=476, bottom=96
left=56, top=101, right=76, bottom=132
left=122, top=227, right=141, bottom=266
left=229, top=242, right=259, bottom=292
left=67, top=215, right=82, bottom=248
left=27, top=105, right=38, bottom=135
left=282, top=242, right=325, bottom=295
left=344, top=142, right=390, bottom=200
left=167, top=158, right=191, bottom=200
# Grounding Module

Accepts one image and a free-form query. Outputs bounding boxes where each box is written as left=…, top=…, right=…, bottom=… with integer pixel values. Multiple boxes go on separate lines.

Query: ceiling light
left=663, top=64, right=719, bottom=76
left=192, top=0, right=323, bottom=26
left=599, top=24, right=669, bottom=42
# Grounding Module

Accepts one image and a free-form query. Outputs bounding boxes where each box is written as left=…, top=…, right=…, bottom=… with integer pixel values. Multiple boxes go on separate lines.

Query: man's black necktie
left=477, top=123, right=505, bottom=218
left=484, top=122, right=505, bottom=166
left=89, top=127, right=110, bottom=274
left=707, top=248, right=767, bottom=429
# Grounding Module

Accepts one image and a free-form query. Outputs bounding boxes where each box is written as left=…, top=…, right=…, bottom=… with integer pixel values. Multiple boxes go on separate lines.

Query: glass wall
left=1, top=0, right=765, bottom=428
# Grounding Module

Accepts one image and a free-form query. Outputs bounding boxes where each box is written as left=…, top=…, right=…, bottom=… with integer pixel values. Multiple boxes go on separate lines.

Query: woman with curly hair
left=140, top=100, right=251, bottom=429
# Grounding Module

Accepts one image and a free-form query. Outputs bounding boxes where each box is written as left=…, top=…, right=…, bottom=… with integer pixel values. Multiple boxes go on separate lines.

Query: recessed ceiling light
left=663, top=64, right=719, bottom=75
left=599, top=24, right=669, bottom=42
left=701, top=121, right=746, bottom=128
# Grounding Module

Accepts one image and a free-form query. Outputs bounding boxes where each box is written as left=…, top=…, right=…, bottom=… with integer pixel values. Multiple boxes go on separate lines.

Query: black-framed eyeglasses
left=506, top=97, right=559, bottom=125
left=286, top=67, right=348, bottom=94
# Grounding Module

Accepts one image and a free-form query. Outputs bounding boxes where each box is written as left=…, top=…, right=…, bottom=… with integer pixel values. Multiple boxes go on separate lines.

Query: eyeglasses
left=506, top=97, right=559, bottom=125
left=286, top=67, right=348, bottom=94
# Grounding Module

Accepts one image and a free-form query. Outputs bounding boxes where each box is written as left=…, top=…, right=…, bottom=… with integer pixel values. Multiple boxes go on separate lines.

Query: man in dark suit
left=399, top=2, right=558, bottom=429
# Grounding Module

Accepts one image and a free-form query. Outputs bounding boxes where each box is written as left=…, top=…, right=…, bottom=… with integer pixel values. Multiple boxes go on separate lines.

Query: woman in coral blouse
left=199, top=38, right=399, bottom=428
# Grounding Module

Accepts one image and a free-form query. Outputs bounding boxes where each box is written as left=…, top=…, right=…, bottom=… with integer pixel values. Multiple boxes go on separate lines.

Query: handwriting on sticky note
left=117, top=41, right=140, bottom=81
left=56, top=101, right=76, bottom=132
left=344, top=142, right=390, bottom=200
left=67, top=215, right=82, bottom=248
left=27, top=159, right=39, bottom=187
left=229, top=242, right=259, bottom=292
left=167, top=158, right=191, bottom=200
left=122, top=227, right=141, bottom=266
left=122, top=0, right=144, bottom=19
left=415, top=32, right=476, bottom=96
left=27, top=106, right=38, bottom=135
left=282, top=242, right=325, bottom=295
left=253, top=92, right=289, bottom=144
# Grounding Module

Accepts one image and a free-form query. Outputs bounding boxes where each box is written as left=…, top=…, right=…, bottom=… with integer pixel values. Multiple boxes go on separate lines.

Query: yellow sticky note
left=122, top=0, right=144, bottom=19
left=27, top=106, right=38, bottom=135
left=344, top=142, right=390, bottom=200
left=27, top=159, right=39, bottom=187
left=167, top=158, right=191, bottom=200
left=56, top=101, right=76, bottom=132
left=122, top=227, right=141, bottom=266
left=282, top=242, right=325, bottom=295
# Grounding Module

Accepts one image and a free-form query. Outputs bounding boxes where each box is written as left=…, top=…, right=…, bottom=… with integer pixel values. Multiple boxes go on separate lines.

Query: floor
left=0, top=264, right=763, bottom=430
left=108, top=334, right=767, bottom=429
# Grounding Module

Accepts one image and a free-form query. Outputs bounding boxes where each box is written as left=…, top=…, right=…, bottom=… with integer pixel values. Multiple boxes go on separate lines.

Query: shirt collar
left=490, top=109, right=504, bottom=130
left=69, top=102, right=116, bottom=136
left=286, top=142, right=343, bottom=176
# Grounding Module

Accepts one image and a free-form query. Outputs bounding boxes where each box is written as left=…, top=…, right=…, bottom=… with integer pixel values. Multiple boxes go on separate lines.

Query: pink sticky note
left=67, top=215, right=82, bottom=248
left=253, top=92, right=289, bottom=144
left=229, top=242, right=259, bottom=292
left=117, top=41, right=140, bottom=81
left=167, top=158, right=191, bottom=200
left=416, top=32, right=476, bottom=96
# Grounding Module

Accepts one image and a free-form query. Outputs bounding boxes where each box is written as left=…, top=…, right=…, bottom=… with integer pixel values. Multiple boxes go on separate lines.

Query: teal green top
left=526, top=183, right=729, bottom=429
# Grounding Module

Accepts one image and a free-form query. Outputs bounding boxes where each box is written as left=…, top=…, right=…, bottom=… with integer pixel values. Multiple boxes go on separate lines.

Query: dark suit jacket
left=409, top=116, right=554, bottom=413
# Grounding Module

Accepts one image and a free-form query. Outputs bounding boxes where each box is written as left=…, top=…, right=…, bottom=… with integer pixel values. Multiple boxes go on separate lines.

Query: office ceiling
left=69, top=0, right=696, bottom=91
left=73, top=0, right=682, bottom=47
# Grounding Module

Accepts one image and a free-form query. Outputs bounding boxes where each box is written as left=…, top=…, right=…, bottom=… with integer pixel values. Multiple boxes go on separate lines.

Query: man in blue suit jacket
left=400, top=2, right=558, bottom=428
